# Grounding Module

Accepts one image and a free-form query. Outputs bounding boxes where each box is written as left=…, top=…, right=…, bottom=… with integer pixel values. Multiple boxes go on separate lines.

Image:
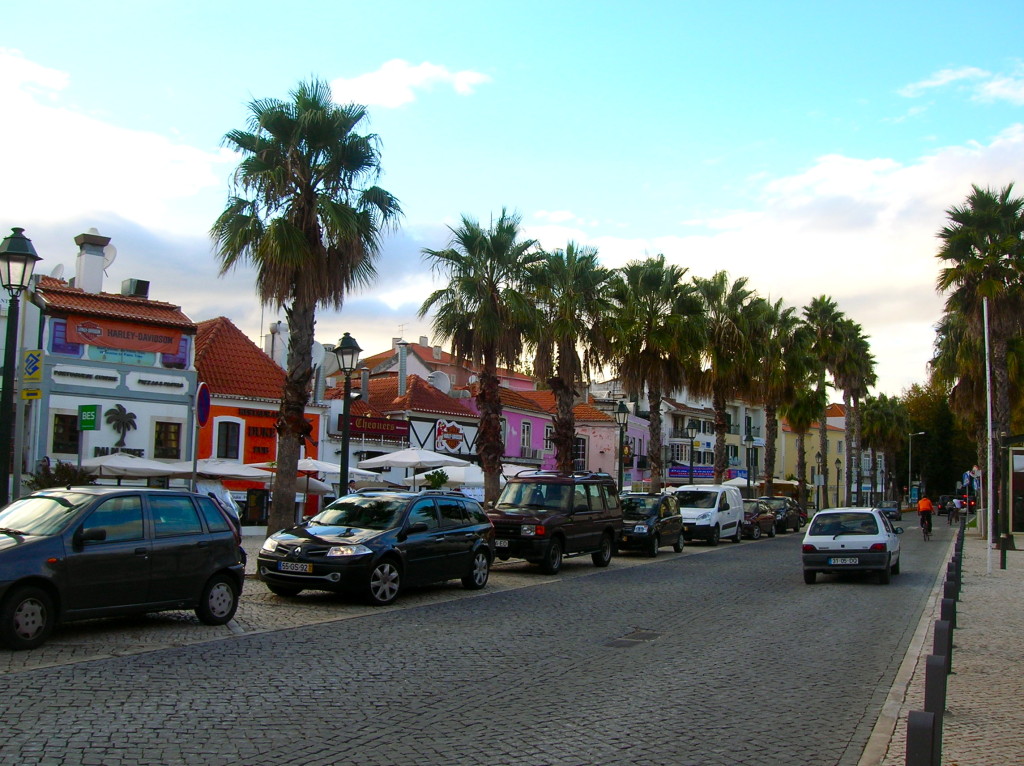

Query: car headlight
left=696, top=512, right=711, bottom=522
left=326, top=544, right=372, bottom=557
left=521, top=525, right=536, bottom=536
left=633, top=524, right=648, bottom=534
left=260, top=537, right=279, bottom=553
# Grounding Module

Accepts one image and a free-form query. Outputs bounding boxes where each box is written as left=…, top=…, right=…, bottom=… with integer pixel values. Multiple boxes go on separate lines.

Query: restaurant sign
left=345, top=415, right=410, bottom=439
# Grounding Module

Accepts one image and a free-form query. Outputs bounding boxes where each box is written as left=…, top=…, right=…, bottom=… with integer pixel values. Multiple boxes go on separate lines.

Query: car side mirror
left=895, top=527, right=904, bottom=535
left=406, top=521, right=429, bottom=534
left=73, top=527, right=107, bottom=548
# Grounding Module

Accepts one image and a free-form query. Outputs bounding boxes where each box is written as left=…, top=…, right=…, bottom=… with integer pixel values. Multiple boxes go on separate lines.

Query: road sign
left=79, top=404, right=99, bottom=431
left=21, top=389, right=40, bottom=400
left=22, top=349, right=42, bottom=383
left=196, top=381, right=211, bottom=427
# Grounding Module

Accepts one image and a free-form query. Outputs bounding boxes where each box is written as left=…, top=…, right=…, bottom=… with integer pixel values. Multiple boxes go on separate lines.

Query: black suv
left=258, top=490, right=494, bottom=605
left=0, top=487, right=245, bottom=650
left=487, top=471, right=622, bottom=574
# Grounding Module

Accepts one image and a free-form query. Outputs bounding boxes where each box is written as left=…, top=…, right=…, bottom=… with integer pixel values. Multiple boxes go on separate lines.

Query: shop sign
left=346, top=415, right=410, bottom=438
left=435, top=419, right=467, bottom=452
left=66, top=314, right=182, bottom=354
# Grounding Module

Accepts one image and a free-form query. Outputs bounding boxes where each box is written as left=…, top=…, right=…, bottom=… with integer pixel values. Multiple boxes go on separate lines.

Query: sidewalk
left=861, top=529, right=1024, bottom=765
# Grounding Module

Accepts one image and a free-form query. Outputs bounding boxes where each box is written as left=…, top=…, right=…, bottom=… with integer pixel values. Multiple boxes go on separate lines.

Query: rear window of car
left=463, top=499, right=489, bottom=524
left=809, top=513, right=879, bottom=536
left=196, top=496, right=232, bottom=533
left=151, top=495, right=205, bottom=537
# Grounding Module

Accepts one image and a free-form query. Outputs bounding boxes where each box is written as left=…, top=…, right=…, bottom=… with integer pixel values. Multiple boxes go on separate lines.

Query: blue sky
left=2, top=1, right=1022, bottom=396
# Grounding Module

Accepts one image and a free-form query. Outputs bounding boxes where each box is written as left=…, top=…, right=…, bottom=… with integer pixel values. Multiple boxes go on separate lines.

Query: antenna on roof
left=397, top=322, right=408, bottom=337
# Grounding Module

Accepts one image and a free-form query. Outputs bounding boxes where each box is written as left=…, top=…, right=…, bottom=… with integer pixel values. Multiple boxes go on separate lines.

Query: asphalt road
left=0, top=520, right=949, bottom=766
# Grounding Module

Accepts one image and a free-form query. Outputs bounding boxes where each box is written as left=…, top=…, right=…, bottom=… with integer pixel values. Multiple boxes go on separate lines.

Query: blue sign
left=196, top=382, right=211, bottom=427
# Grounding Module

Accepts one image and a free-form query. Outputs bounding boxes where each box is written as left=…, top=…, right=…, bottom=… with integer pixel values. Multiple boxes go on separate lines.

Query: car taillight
left=870, top=543, right=886, bottom=551
left=802, top=544, right=817, bottom=552
left=535, top=525, right=547, bottom=537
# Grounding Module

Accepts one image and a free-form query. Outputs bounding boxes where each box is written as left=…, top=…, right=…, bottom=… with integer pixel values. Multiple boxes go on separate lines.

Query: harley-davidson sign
left=434, top=419, right=467, bottom=452
left=65, top=315, right=182, bottom=354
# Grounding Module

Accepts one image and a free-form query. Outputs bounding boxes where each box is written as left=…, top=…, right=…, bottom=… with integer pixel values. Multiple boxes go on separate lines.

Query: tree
left=691, top=272, right=761, bottom=484
left=780, top=382, right=827, bottom=510
left=529, top=242, right=613, bottom=472
left=832, top=319, right=876, bottom=505
left=606, top=256, right=704, bottom=491
left=420, top=209, right=541, bottom=503
left=212, top=79, right=401, bottom=535
left=26, top=460, right=96, bottom=491
left=802, top=295, right=844, bottom=508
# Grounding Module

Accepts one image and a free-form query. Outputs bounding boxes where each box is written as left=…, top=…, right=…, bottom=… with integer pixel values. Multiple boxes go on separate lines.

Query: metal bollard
left=941, top=597, right=956, bottom=629
left=946, top=560, right=958, bottom=583
left=933, top=620, right=953, bottom=674
left=906, top=710, right=937, bottom=766
left=943, top=577, right=958, bottom=601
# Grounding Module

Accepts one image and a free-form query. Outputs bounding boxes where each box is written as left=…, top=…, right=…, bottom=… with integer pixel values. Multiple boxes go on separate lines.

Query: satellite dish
left=49, top=264, right=65, bottom=279
left=428, top=370, right=452, bottom=394
left=102, top=244, right=117, bottom=271
left=311, top=341, right=325, bottom=368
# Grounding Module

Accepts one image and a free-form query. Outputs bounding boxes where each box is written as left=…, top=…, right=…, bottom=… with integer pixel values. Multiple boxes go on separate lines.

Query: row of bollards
left=906, top=517, right=966, bottom=766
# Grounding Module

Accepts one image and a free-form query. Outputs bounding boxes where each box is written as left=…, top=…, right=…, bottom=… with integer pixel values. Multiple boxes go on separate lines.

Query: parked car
left=801, top=507, right=903, bottom=585
left=936, top=495, right=954, bottom=515
left=258, top=490, right=493, bottom=605
left=0, top=487, right=245, bottom=650
left=670, top=484, right=745, bottom=545
left=619, top=493, right=683, bottom=556
left=876, top=500, right=902, bottom=521
left=488, top=471, right=621, bottom=574
left=758, top=496, right=803, bottom=533
left=742, top=498, right=777, bottom=539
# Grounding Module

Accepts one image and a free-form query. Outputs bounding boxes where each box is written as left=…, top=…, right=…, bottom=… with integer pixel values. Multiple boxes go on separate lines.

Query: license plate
left=495, top=539, right=509, bottom=548
left=828, top=557, right=859, bottom=565
left=278, top=561, right=313, bottom=573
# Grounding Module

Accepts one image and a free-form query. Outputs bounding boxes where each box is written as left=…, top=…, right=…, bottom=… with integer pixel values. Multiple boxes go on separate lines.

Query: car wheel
left=461, top=550, right=490, bottom=590
left=366, top=559, right=401, bottom=605
left=708, top=525, right=720, bottom=546
left=803, top=570, right=816, bottom=585
left=0, top=586, right=55, bottom=650
left=644, top=534, right=660, bottom=558
left=195, top=574, right=239, bottom=625
left=592, top=533, right=613, bottom=567
left=767, top=525, right=776, bottom=538
left=792, top=518, right=801, bottom=533
left=731, top=524, right=742, bottom=543
left=878, top=561, right=892, bottom=585
left=751, top=525, right=762, bottom=540
left=267, top=583, right=302, bottom=598
left=540, top=538, right=564, bottom=575
left=892, top=557, right=901, bottom=575
left=673, top=535, right=683, bottom=553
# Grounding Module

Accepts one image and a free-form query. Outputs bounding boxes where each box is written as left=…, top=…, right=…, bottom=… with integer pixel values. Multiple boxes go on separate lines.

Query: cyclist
left=948, top=497, right=961, bottom=526
left=917, top=495, right=934, bottom=539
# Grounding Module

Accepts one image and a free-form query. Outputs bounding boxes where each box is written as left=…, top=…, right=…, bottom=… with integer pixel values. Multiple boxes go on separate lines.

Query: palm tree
left=529, top=242, right=613, bottom=472
left=105, top=404, right=137, bottom=448
left=606, top=255, right=704, bottom=491
left=420, top=209, right=542, bottom=503
left=802, top=296, right=844, bottom=508
left=936, top=183, right=1024, bottom=533
left=780, top=382, right=827, bottom=511
left=832, top=319, right=876, bottom=505
left=691, top=272, right=761, bottom=484
left=211, top=79, right=401, bottom=534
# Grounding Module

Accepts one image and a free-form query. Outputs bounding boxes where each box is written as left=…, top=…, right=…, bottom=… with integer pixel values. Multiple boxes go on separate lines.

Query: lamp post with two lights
left=0, top=228, right=41, bottom=506
left=334, top=332, right=361, bottom=496
left=615, top=401, right=629, bottom=491
left=685, top=420, right=699, bottom=485
left=743, top=432, right=755, bottom=495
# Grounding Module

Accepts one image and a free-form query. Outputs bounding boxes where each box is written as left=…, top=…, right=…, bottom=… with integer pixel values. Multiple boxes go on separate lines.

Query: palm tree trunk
left=478, top=363, right=505, bottom=505
left=648, top=384, right=664, bottom=492
left=818, top=385, right=829, bottom=509
left=796, top=431, right=807, bottom=509
left=549, top=351, right=576, bottom=474
left=713, top=390, right=728, bottom=484
left=763, top=402, right=779, bottom=496
left=843, top=392, right=852, bottom=506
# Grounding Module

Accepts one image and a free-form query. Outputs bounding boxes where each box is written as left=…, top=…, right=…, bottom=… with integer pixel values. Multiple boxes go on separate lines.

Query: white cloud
left=899, top=64, right=1024, bottom=105
left=329, top=59, right=491, bottom=108
left=975, top=74, right=1024, bottom=105
left=899, top=66, right=990, bottom=97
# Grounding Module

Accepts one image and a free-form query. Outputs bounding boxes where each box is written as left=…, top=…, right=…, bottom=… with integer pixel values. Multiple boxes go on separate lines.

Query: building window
left=154, top=422, right=182, bottom=459
left=572, top=437, right=586, bottom=471
left=544, top=424, right=553, bottom=451
left=520, top=421, right=532, bottom=450
left=670, top=443, right=686, bottom=462
left=160, top=336, right=189, bottom=369
left=53, top=414, right=80, bottom=454
left=216, top=421, right=240, bottom=460
left=49, top=319, right=83, bottom=357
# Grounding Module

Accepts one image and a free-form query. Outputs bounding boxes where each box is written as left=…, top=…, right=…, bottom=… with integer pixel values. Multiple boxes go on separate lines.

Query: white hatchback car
left=801, top=508, right=903, bottom=585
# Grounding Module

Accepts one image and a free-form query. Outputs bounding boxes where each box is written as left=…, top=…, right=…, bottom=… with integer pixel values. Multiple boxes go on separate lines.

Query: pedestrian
left=949, top=497, right=961, bottom=525
left=348, top=479, right=357, bottom=494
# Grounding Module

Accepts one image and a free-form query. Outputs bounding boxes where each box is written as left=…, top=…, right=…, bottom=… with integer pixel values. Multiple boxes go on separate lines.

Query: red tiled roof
left=34, top=276, right=194, bottom=329
left=327, top=374, right=476, bottom=420
left=195, top=317, right=284, bottom=400
left=361, top=341, right=534, bottom=385
left=514, top=390, right=613, bottom=422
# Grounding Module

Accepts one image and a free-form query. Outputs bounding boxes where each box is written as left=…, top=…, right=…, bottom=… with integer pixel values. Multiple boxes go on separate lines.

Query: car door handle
left=134, top=547, right=148, bottom=556
left=196, top=540, right=209, bottom=548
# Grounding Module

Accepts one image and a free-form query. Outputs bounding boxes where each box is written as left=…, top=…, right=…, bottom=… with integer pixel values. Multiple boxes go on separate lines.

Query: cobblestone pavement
left=862, top=524, right=1024, bottom=766
left=1, top=530, right=948, bottom=766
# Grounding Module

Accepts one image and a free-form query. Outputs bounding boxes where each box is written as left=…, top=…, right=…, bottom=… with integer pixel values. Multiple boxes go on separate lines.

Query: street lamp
left=334, top=332, right=361, bottom=497
left=835, top=457, right=842, bottom=507
left=908, top=431, right=925, bottom=506
left=685, top=420, right=699, bottom=485
left=615, top=401, right=629, bottom=491
left=815, top=451, right=823, bottom=511
left=0, top=228, right=41, bottom=506
left=744, top=431, right=754, bottom=494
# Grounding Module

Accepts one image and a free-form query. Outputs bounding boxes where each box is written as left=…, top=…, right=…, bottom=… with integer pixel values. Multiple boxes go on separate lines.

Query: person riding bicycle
left=948, top=497, right=962, bottom=525
left=917, top=496, right=934, bottom=535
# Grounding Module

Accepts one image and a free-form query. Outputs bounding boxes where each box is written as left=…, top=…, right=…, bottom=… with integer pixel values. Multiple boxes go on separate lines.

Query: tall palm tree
left=606, top=255, right=704, bottom=492
left=211, top=79, right=401, bottom=534
left=832, top=319, right=876, bottom=505
left=750, top=300, right=808, bottom=497
left=780, top=381, right=827, bottom=511
left=420, top=209, right=541, bottom=503
left=936, top=183, right=1024, bottom=532
left=802, top=295, right=844, bottom=508
left=529, top=242, right=613, bottom=472
left=691, top=272, right=761, bottom=484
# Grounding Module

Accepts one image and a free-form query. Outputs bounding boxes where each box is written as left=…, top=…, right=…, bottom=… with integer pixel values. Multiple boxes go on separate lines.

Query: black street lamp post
left=334, top=332, right=361, bottom=496
left=0, top=228, right=41, bottom=506
left=615, top=402, right=629, bottom=491
left=815, top=451, right=823, bottom=512
left=835, top=457, right=842, bottom=507
left=685, top=420, right=698, bottom=485
left=743, top=432, right=755, bottom=495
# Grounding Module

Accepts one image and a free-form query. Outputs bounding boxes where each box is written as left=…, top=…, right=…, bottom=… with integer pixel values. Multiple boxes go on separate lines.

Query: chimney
left=360, top=366, right=370, bottom=401
left=419, top=335, right=428, bottom=346
left=397, top=340, right=409, bottom=397
left=73, top=228, right=110, bottom=293
left=433, top=345, right=442, bottom=360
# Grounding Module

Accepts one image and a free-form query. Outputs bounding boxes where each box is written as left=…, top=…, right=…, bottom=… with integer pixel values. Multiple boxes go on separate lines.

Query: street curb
left=857, top=532, right=956, bottom=766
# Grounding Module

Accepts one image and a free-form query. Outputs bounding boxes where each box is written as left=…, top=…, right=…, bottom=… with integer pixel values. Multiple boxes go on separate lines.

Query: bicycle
left=920, top=512, right=932, bottom=541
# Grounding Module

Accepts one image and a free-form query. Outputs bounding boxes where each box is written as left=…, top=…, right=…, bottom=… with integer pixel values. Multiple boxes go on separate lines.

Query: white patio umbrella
left=166, top=459, right=273, bottom=481
left=263, top=476, right=333, bottom=495
left=80, top=453, right=177, bottom=478
left=400, top=464, right=498, bottom=488
left=248, top=457, right=343, bottom=474
left=358, top=448, right=470, bottom=471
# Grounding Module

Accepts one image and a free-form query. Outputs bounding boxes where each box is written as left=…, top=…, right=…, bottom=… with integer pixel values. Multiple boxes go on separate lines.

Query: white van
left=670, top=484, right=745, bottom=546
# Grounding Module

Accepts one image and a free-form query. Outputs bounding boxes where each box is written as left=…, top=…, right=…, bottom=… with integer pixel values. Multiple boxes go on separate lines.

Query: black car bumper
left=802, top=551, right=890, bottom=573
left=257, top=552, right=371, bottom=590
left=492, top=537, right=549, bottom=560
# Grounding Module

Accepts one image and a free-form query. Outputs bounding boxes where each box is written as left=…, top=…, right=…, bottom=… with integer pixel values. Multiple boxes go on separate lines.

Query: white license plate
left=278, top=561, right=313, bottom=573
left=495, top=539, right=509, bottom=548
left=828, top=557, right=859, bottom=565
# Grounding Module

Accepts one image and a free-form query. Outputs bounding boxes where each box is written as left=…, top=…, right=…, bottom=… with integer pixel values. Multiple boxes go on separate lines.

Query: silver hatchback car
left=801, top=508, right=903, bottom=585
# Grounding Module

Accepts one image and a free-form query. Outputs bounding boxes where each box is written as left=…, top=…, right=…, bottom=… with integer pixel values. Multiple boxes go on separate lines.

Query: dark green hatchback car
left=618, top=492, right=684, bottom=557
left=0, top=487, right=245, bottom=650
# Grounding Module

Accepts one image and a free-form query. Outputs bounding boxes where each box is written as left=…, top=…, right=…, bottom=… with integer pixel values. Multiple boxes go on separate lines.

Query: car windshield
left=673, top=491, right=717, bottom=508
left=621, top=497, right=658, bottom=518
left=742, top=500, right=763, bottom=514
left=311, top=496, right=408, bottom=530
left=0, top=492, right=94, bottom=536
left=808, top=513, right=879, bottom=536
left=760, top=498, right=786, bottom=511
left=495, top=482, right=571, bottom=512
